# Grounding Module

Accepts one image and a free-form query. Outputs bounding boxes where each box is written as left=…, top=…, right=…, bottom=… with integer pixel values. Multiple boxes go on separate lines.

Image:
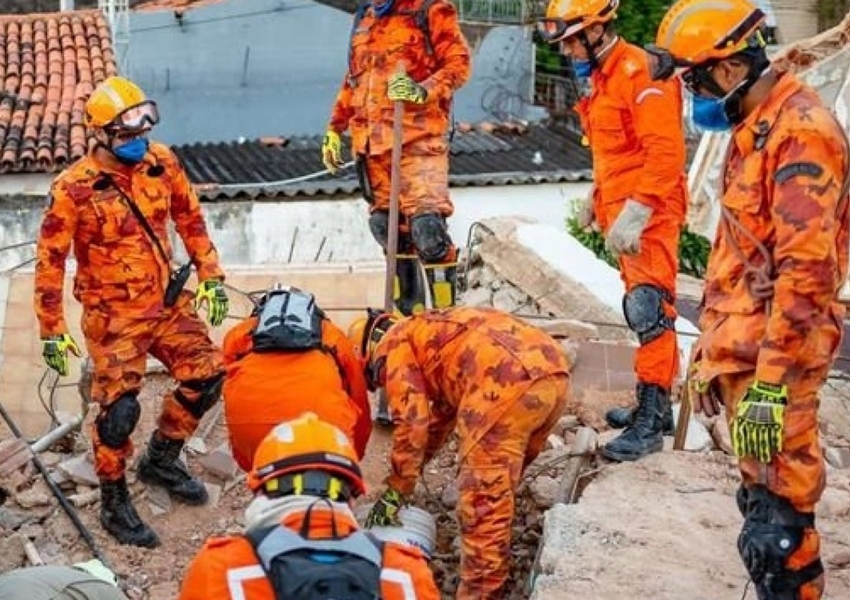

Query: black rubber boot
left=395, top=256, right=427, bottom=316
left=138, top=432, right=208, bottom=505
left=601, top=383, right=670, bottom=462
left=605, top=403, right=675, bottom=434
left=100, top=478, right=160, bottom=548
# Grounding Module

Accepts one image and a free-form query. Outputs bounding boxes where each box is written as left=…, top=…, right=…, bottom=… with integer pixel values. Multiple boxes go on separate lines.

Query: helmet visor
left=108, top=100, right=160, bottom=132
left=536, top=18, right=582, bottom=44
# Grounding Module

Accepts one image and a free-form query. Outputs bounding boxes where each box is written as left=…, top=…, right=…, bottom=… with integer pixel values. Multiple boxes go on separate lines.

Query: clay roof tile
left=0, top=10, right=117, bottom=173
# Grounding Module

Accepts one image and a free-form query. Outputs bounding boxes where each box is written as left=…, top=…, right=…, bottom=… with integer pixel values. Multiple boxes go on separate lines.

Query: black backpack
left=246, top=504, right=383, bottom=600
left=251, top=287, right=325, bottom=353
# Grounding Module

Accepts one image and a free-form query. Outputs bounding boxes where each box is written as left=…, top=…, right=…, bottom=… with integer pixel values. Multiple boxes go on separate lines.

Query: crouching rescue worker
left=350, top=307, right=570, bottom=600
left=321, top=0, right=472, bottom=313
left=651, top=1, right=850, bottom=598
left=179, top=412, right=439, bottom=600
left=34, top=76, right=229, bottom=548
left=538, top=0, right=688, bottom=462
left=0, top=564, right=126, bottom=600
left=222, top=284, right=372, bottom=471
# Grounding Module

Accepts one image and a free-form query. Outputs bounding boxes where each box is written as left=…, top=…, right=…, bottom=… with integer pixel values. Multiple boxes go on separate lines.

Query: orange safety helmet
left=654, top=0, right=766, bottom=67
left=247, top=412, right=365, bottom=499
left=539, top=0, right=619, bottom=43
left=85, top=76, right=160, bottom=131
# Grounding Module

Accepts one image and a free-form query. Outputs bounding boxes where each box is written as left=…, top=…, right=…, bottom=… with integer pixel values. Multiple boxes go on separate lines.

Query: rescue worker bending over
left=222, top=284, right=372, bottom=471
left=652, top=1, right=850, bottom=598
left=34, top=76, right=229, bottom=548
left=350, top=307, right=570, bottom=600
left=538, top=0, right=688, bottom=462
left=179, top=413, right=439, bottom=600
left=322, top=0, right=471, bottom=313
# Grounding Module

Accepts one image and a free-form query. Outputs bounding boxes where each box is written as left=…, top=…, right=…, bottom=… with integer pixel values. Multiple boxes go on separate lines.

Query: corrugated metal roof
left=174, top=122, right=593, bottom=199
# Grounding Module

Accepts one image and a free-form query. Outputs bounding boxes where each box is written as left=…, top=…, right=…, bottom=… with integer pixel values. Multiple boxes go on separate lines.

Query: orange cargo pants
left=598, top=203, right=680, bottom=388
left=82, top=294, right=223, bottom=481
left=717, top=368, right=828, bottom=600
left=456, top=374, right=569, bottom=600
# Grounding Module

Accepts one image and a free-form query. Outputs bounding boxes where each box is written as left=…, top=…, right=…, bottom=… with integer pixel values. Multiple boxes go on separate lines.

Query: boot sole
left=600, top=441, right=664, bottom=463
left=101, top=519, right=161, bottom=549
left=138, top=471, right=209, bottom=506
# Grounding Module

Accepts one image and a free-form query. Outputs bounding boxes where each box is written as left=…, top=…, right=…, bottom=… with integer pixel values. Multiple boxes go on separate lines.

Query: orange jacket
left=179, top=504, right=439, bottom=600
left=34, top=142, right=223, bottom=337
left=574, top=39, right=687, bottom=217
left=695, top=72, right=849, bottom=387
left=373, top=307, right=570, bottom=495
left=222, top=316, right=372, bottom=466
left=328, top=0, right=471, bottom=156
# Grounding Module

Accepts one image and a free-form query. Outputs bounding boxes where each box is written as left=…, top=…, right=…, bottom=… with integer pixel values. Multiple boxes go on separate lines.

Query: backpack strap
left=246, top=525, right=383, bottom=572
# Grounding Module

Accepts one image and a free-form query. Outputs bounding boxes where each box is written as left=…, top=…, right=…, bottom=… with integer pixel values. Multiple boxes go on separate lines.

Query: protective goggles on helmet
left=536, top=18, right=585, bottom=44
left=106, top=100, right=160, bottom=133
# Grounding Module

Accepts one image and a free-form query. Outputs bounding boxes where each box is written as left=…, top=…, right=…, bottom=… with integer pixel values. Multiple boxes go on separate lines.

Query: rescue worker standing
left=652, top=1, right=849, bottom=598
left=322, top=0, right=472, bottom=313
left=34, top=76, right=229, bottom=548
left=538, top=0, right=688, bottom=462
left=222, top=285, right=372, bottom=471
left=351, top=307, right=570, bottom=600
left=179, top=413, right=439, bottom=600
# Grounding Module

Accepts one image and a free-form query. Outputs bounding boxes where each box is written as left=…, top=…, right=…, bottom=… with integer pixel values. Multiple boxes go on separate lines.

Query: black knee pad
left=97, top=392, right=141, bottom=449
left=622, top=284, right=675, bottom=345
left=410, top=213, right=453, bottom=263
left=737, top=486, right=823, bottom=595
left=175, top=372, right=224, bottom=419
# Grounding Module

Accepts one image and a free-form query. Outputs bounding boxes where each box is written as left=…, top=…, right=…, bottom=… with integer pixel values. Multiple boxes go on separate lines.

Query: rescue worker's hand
left=605, top=199, right=653, bottom=257
left=387, top=73, right=428, bottom=104
left=731, top=381, right=787, bottom=464
left=321, top=130, right=343, bottom=174
left=195, top=279, right=229, bottom=327
left=689, top=369, right=722, bottom=417
left=364, top=487, right=405, bottom=527
left=41, top=333, right=81, bottom=376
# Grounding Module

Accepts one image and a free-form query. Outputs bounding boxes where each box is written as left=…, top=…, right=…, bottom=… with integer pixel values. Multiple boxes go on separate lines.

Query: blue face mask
left=690, top=94, right=731, bottom=132
left=113, top=137, right=149, bottom=164
left=573, top=59, right=593, bottom=78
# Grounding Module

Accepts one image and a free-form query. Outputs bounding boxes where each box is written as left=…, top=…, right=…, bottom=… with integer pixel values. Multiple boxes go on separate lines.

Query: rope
left=719, top=205, right=776, bottom=314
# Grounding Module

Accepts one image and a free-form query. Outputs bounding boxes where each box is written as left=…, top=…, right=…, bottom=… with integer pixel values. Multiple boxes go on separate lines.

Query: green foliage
left=813, top=0, right=850, bottom=30
left=565, top=201, right=711, bottom=278
left=613, top=0, right=675, bottom=47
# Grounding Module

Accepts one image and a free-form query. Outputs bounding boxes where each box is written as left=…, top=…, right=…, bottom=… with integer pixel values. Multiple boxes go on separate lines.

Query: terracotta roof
left=173, top=121, right=593, bottom=200
left=0, top=10, right=117, bottom=174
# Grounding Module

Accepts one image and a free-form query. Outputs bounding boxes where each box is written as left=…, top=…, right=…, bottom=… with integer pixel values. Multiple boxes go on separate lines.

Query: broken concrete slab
left=199, top=443, right=240, bottom=481
left=56, top=455, right=100, bottom=487
left=826, top=447, right=850, bottom=470
left=520, top=316, right=599, bottom=341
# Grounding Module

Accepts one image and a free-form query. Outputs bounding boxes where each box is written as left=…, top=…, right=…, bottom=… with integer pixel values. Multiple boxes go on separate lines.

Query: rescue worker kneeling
left=222, top=285, right=372, bottom=470
left=179, top=413, right=439, bottom=600
left=350, top=307, right=570, bottom=600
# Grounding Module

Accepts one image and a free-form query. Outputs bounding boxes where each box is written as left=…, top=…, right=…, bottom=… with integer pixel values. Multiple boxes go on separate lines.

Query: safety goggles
left=536, top=18, right=582, bottom=44
left=106, top=100, right=160, bottom=132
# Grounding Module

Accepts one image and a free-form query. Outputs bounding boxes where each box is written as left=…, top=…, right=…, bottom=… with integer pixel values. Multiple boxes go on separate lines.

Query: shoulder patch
left=774, top=162, right=824, bottom=184
left=622, top=58, right=639, bottom=77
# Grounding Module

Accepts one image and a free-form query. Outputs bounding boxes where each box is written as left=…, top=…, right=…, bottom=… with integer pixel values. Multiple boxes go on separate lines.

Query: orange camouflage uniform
left=575, top=39, right=688, bottom=388
left=373, top=307, right=570, bottom=600
left=691, top=72, right=849, bottom=600
left=328, top=0, right=471, bottom=217
left=34, top=142, right=225, bottom=481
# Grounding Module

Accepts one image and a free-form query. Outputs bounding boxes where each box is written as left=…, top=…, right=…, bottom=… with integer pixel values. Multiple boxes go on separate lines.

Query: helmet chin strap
left=578, top=31, right=619, bottom=70
left=721, top=57, right=771, bottom=124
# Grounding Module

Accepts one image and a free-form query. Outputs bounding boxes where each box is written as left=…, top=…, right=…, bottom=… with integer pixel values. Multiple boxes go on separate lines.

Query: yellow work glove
left=321, top=130, right=343, bottom=174
left=731, top=381, right=787, bottom=464
left=41, top=333, right=81, bottom=376
left=194, top=279, right=229, bottom=327
left=364, top=487, right=405, bottom=527
left=387, top=73, right=428, bottom=104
